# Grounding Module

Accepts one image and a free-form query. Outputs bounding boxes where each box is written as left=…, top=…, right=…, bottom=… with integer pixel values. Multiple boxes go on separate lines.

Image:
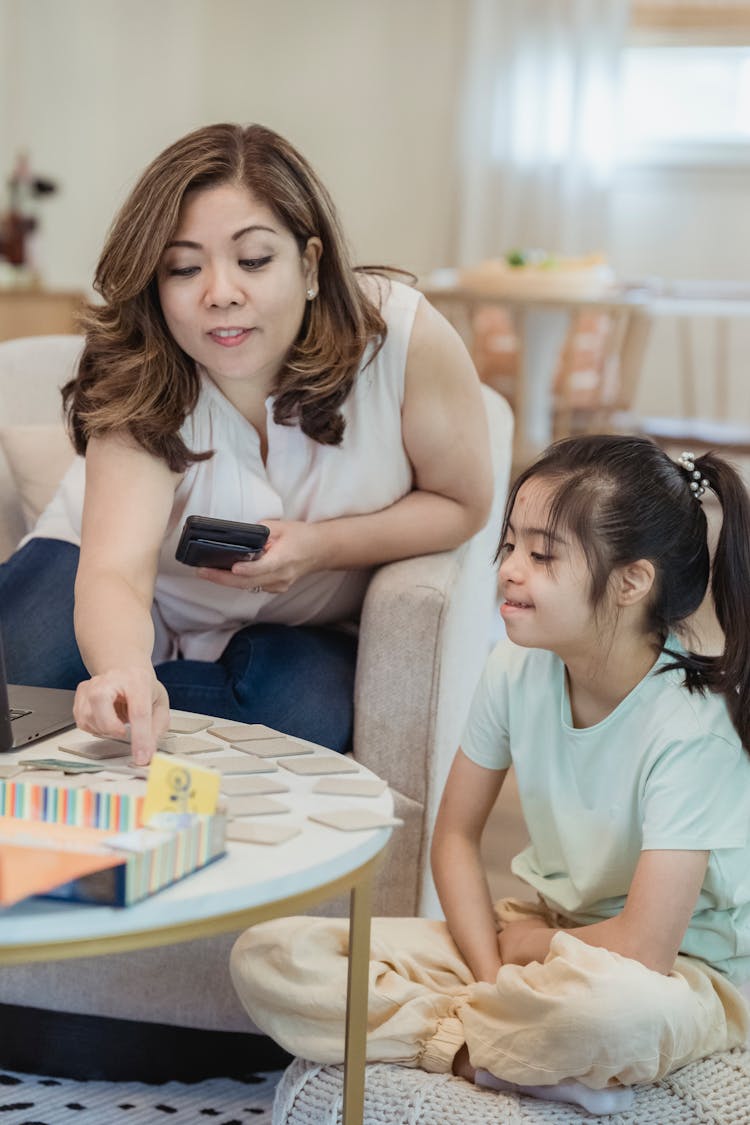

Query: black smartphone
left=175, top=515, right=270, bottom=570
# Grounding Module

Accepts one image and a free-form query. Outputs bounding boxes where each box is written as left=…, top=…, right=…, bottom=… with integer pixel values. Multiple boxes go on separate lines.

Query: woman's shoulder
left=356, top=271, right=422, bottom=321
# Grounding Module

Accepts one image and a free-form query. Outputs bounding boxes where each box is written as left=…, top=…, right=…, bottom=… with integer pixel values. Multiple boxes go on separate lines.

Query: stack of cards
left=237, top=738, right=313, bottom=759
left=308, top=809, right=403, bottom=832
left=58, top=737, right=134, bottom=765
left=227, top=822, right=301, bottom=845
left=312, top=777, right=388, bottom=797
left=211, top=723, right=285, bottom=744
left=226, top=794, right=289, bottom=817
left=220, top=776, right=289, bottom=796
left=201, top=754, right=279, bottom=775
left=167, top=715, right=213, bottom=735
left=279, top=755, right=358, bottom=776
left=160, top=735, right=222, bottom=756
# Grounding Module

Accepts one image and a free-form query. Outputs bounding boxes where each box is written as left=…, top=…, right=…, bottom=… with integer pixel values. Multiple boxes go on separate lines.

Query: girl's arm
left=201, top=298, right=496, bottom=593
left=72, top=434, right=180, bottom=764
left=499, top=848, right=709, bottom=975
left=431, top=749, right=508, bottom=983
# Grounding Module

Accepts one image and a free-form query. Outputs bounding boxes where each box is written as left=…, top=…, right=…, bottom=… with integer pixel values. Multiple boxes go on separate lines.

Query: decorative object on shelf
left=0, top=153, right=58, bottom=287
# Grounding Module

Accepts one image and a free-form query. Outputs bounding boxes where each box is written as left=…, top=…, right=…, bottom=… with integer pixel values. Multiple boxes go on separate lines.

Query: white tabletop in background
left=0, top=721, right=395, bottom=952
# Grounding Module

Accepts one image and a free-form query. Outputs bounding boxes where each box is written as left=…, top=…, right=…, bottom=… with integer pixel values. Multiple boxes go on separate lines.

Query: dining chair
left=630, top=283, right=750, bottom=457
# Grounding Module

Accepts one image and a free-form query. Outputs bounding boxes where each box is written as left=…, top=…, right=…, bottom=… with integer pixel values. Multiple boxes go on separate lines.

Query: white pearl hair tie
left=677, top=451, right=710, bottom=501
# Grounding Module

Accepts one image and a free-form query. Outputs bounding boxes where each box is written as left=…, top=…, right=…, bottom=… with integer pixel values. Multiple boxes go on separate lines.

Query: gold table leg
left=342, top=869, right=373, bottom=1125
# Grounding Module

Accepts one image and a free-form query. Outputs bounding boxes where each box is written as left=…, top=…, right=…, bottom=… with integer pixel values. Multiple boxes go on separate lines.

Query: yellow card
left=142, top=752, right=220, bottom=822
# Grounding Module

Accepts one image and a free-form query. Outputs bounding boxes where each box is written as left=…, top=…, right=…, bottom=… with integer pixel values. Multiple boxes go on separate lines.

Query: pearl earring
left=306, top=288, right=317, bottom=300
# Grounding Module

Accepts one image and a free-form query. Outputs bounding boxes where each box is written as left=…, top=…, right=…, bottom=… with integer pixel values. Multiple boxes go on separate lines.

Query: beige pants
left=229, top=897, right=749, bottom=1090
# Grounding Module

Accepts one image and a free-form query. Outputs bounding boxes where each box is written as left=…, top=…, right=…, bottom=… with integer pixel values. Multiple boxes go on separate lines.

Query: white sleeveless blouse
left=31, top=279, right=420, bottom=662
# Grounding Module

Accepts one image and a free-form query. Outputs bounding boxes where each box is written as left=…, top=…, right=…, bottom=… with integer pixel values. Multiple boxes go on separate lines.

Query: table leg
left=517, top=307, right=570, bottom=460
left=342, top=869, right=373, bottom=1125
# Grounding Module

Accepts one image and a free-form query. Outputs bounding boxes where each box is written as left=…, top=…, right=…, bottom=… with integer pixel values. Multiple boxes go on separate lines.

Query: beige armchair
left=0, top=334, right=513, bottom=1039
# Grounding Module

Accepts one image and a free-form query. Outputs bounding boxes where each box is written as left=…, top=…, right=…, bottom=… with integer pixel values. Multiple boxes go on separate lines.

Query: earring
left=306, top=288, right=317, bottom=300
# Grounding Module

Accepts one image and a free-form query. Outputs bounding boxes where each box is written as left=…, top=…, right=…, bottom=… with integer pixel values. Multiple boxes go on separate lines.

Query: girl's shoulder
left=654, top=638, right=742, bottom=749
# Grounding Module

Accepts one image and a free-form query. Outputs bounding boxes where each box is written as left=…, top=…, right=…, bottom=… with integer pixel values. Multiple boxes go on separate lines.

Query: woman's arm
left=499, top=849, right=710, bottom=975
left=431, top=749, right=508, bottom=983
left=203, top=297, right=496, bottom=593
left=72, top=434, right=179, bottom=763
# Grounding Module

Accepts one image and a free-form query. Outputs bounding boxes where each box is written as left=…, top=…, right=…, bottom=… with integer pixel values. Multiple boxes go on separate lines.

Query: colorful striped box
left=0, top=812, right=227, bottom=908
left=46, top=813, right=227, bottom=906
left=0, top=778, right=144, bottom=832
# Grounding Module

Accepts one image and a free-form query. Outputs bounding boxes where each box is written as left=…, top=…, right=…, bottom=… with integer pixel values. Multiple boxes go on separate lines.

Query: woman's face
left=157, top=182, right=321, bottom=394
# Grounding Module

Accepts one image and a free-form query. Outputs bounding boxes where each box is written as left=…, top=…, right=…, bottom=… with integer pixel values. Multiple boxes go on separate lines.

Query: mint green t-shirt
left=461, top=638, right=750, bottom=983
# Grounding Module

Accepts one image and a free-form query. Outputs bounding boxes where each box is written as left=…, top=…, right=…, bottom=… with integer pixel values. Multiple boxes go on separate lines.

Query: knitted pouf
left=272, top=1047, right=750, bottom=1124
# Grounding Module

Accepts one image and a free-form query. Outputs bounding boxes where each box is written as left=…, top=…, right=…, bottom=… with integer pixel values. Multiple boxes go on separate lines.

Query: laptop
left=0, top=633, right=76, bottom=753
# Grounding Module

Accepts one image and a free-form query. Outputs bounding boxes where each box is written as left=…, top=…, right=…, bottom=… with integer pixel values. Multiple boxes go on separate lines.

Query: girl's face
left=157, top=182, right=321, bottom=394
left=498, top=478, right=604, bottom=660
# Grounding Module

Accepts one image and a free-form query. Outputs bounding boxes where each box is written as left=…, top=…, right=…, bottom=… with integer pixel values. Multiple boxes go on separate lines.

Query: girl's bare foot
left=452, top=1043, right=476, bottom=1082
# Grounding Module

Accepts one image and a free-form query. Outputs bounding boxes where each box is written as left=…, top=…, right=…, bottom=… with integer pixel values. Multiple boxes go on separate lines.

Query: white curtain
left=455, top=0, right=631, bottom=264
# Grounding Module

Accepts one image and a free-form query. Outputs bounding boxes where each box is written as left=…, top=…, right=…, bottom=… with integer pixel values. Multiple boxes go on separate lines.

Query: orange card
left=0, top=817, right=122, bottom=907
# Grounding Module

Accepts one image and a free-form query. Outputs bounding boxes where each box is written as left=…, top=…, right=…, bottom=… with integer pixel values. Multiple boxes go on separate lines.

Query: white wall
left=3, top=0, right=748, bottom=424
left=0, top=0, right=465, bottom=291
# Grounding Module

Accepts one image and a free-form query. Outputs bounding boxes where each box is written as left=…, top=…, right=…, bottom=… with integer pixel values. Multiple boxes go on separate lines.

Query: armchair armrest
left=353, top=385, right=513, bottom=916
left=354, top=534, right=498, bottom=916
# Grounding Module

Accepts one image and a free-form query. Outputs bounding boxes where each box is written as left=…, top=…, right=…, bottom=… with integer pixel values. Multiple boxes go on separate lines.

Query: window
left=619, top=44, right=750, bottom=163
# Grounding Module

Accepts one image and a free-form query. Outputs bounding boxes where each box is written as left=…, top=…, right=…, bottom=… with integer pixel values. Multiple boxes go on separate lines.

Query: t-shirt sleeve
left=642, top=735, right=750, bottom=851
left=460, top=641, right=513, bottom=771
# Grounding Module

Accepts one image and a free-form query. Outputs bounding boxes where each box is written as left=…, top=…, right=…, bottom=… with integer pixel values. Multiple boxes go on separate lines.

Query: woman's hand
left=197, top=519, right=325, bottom=593
left=497, top=916, right=554, bottom=966
left=73, top=667, right=170, bottom=766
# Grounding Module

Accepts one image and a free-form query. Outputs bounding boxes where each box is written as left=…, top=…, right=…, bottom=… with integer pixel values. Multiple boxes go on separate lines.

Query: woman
left=0, top=123, right=493, bottom=765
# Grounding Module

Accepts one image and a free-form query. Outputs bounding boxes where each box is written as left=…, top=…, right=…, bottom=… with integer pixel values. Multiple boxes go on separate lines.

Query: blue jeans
left=0, top=538, right=357, bottom=753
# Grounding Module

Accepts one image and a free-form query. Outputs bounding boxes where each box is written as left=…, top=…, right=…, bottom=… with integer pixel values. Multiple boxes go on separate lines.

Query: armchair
left=0, top=334, right=513, bottom=1050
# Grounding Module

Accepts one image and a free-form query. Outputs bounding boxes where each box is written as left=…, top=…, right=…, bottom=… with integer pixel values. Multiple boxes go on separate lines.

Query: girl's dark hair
left=62, top=123, right=388, bottom=472
left=498, top=434, right=750, bottom=750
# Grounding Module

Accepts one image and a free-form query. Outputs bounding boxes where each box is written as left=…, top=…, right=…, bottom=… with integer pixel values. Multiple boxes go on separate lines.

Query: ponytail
left=702, top=453, right=750, bottom=749
left=661, top=451, right=750, bottom=749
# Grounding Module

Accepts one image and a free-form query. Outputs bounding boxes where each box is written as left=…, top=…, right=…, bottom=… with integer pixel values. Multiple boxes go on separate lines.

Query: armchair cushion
left=0, top=334, right=83, bottom=561
left=0, top=423, right=74, bottom=530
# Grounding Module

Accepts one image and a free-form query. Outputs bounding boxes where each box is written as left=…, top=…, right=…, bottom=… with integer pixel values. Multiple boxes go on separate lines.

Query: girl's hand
left=197, top=519, right=325, bottom=593
left=73, top=668, right=170, bottom=766
left=498, top=916, right=554, bottom=966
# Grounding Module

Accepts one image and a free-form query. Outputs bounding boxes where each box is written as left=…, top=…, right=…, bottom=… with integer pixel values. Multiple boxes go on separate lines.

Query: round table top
left=0, top=720, right=395, bottom=957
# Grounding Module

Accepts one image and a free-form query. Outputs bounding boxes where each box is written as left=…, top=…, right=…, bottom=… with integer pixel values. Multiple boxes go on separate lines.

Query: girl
left=231, top=434, right=750, bottom=1115
left=0, top=123, right=493, bottom=765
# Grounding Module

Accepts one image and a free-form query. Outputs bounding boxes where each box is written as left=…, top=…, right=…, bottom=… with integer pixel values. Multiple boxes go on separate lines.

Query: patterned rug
left=0, top=1068, right=281, bottom=1125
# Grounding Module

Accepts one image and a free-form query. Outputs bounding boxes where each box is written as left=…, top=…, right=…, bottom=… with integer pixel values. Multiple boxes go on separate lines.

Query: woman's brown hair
left=63, top=123, right=388, bottom=471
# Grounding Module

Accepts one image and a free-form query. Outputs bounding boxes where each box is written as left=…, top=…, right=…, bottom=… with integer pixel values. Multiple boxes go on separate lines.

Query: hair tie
left=677, top=451, right=710, bottom=501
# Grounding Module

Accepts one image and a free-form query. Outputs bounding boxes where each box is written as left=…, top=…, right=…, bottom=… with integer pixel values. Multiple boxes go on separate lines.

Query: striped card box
left=0, top=778, right=145, bottom=832
left=0, top=812, right=227, bottom=908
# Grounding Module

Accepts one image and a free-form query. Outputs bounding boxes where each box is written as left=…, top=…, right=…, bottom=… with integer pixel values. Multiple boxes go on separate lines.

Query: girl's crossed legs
left=0, top=538, right=356, bottom=752
left=229, top=897, right=748, bottom=1091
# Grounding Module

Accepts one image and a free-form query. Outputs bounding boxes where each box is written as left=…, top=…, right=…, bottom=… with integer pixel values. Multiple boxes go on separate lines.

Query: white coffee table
left=0, top=724, right=397, bottom=1125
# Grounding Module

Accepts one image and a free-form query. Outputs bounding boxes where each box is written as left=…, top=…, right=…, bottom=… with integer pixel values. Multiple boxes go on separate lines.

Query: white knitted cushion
left=273, top=1048, right=750, bottom=1124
